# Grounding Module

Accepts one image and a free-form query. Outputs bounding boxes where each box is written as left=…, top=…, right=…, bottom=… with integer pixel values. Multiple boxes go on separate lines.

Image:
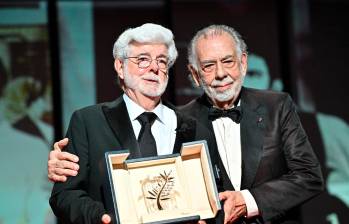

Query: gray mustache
left=141, top=74, right=160, bottom=82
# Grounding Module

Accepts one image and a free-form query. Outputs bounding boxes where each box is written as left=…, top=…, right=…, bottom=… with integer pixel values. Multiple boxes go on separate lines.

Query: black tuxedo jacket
left=50, top=96, right=217, bottom=224
left=179, top=87, right=324, bottom=224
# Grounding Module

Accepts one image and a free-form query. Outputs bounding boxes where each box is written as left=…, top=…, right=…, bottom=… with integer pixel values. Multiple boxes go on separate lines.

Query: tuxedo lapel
left=196, top=95, right=215, bottom=131
left=102, top=97, right=141, bottom=159
left=164, top=102, right=197, bottom=154
left=240, top=88, right=265, bottom=189
left=181, top=95, right=234, bottom=191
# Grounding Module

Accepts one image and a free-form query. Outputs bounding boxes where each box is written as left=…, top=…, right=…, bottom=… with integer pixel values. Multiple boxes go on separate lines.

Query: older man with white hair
left=49, top=23, right=215, bottom=224
left=181, top=24, right=323, bottom=224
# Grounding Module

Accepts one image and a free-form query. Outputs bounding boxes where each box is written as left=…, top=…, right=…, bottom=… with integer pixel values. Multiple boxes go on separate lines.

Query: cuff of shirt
left=240, top=189, right=259, bottom=218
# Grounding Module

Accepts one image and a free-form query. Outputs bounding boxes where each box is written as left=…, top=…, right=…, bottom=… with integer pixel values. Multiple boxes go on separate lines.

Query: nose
left=215, top=61, right=226, bottom=79
left=148, top=59, right=159, bottom=73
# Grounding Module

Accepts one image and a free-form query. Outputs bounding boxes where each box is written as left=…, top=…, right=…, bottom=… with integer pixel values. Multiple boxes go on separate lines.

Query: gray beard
left=199, top=75, right=244, bottom=103
left=123, top=67, right=168, bottom=97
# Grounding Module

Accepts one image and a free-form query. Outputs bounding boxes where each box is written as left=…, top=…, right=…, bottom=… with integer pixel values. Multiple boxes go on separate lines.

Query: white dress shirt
left=123, top=94, right=177, bottom=155
left=212, top=104, right=259, bottom=218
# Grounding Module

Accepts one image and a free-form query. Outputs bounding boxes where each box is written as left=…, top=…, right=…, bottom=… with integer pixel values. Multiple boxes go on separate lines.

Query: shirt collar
left=123, top=94, right=166, bottom=123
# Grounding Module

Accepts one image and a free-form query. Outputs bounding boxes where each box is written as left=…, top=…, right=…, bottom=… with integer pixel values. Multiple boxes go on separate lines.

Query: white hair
left=188, top=24, right=248, bottom=70
left=113, top=23, right=178, bottom=68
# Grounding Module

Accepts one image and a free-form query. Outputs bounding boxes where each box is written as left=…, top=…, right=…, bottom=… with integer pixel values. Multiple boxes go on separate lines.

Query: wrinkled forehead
left=127, top=41, right=169, bottom=56
left=196, top=32, right=237, bottom=60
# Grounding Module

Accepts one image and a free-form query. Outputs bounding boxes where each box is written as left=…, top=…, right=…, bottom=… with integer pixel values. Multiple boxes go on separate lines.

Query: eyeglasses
left=125, top=55, right=169, bottom=70
left=200, top=57, right=238, bottom=73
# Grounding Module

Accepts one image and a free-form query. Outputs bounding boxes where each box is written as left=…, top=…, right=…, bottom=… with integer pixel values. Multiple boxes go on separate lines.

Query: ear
left=240, top=53, right=248, bottom=76
left=114, top=58, right=125, bottom=80
left=188, top=64, right=201, bottom=87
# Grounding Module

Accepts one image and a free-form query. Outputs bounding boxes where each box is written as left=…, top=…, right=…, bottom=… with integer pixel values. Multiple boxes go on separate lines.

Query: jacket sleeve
left=250, top=94, right=324, bottom=222
left=49, top=110, right=105, bottom=224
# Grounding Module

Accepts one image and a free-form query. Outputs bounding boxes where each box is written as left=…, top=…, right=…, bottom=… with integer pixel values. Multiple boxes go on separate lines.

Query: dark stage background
left=0, top=0, right=348, bottom=223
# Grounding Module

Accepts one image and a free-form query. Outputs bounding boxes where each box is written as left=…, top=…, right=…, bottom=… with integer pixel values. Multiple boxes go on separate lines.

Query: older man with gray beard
left=180, top=25, right=323, bottom=224
left=49, top=23, right=215, bottom=224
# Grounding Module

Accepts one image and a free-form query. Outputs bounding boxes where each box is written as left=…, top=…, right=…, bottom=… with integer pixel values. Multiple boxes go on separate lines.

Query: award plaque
left=104, top=140, right=221, bottom=224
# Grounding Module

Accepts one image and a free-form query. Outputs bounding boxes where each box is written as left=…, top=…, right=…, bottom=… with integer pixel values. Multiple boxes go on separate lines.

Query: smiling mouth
left=213, top=82, right=232, bottom=91
left=143, top=78, right=159, bottom=84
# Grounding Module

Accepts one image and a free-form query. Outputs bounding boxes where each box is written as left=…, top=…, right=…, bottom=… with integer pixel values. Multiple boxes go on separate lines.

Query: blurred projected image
left=0, top=25, right=54, bottom=223
left=245, top=53, right=349, bottom=224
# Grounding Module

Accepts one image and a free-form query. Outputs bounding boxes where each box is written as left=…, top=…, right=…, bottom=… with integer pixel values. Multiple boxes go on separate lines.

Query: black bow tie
left=208, top=106, right=242, bottom=123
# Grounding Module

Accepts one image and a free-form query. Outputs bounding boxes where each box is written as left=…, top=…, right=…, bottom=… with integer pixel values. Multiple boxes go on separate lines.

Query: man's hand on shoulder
left=219, top=191, right=247, bottom=224
left=47, top=138, right=80, bottom=182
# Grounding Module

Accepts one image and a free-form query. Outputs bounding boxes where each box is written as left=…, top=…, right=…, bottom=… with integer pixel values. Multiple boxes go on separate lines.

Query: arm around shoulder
left=50, top=110, right=106, bottom=223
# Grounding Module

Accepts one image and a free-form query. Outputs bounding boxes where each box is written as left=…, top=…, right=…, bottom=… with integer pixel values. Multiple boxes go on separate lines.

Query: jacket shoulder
left=178, top=98, right=199, bottom=110
left=243, top=87, right=289, bottom=98
left=178, top=97, right=206, bottom=117
left=242, top=87, right=292, bottom=105
left=69, top=101, right=118, bottom=123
